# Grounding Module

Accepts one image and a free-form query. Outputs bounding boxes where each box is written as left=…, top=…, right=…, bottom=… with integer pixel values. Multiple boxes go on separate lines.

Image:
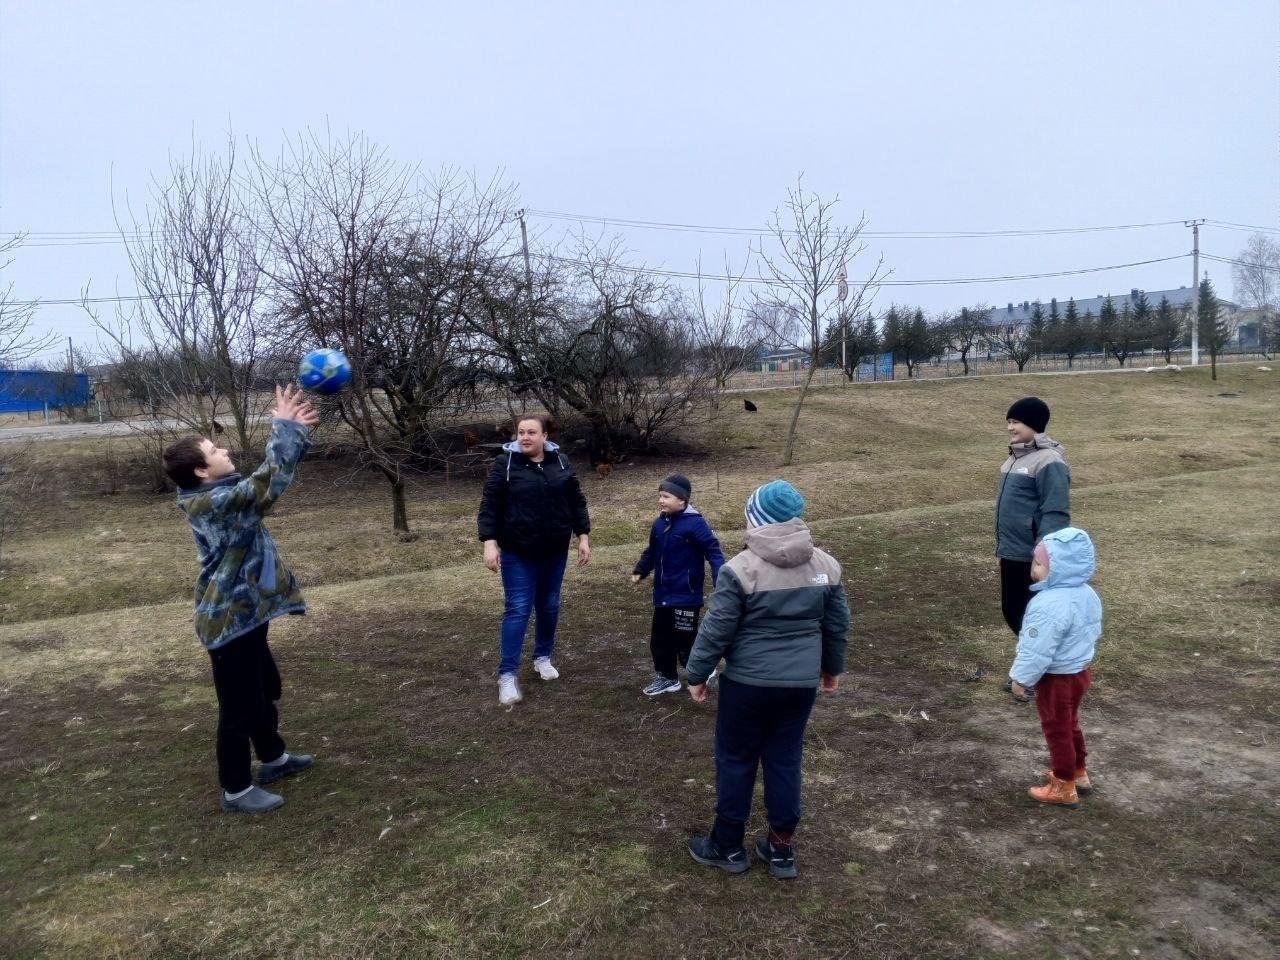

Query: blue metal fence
left=0, top=369, right=91, bottom=413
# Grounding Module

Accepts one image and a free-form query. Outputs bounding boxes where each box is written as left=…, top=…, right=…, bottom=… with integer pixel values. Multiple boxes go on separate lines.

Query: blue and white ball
left=298, top=348, right=352, bottom=394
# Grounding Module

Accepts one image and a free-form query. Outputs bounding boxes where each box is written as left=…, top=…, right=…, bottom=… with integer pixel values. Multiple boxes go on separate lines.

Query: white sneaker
left=533, top=657, right=560, bottom=681
left=498, top=673, right=522, bottom=705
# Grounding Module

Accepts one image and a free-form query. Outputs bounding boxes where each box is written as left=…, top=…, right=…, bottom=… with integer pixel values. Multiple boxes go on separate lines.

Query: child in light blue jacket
left=1008, top=526, right=1102, bottom=809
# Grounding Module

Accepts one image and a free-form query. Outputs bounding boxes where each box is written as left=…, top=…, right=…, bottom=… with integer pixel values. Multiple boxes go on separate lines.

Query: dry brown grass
left=1, top=364, right=1277, bottom=959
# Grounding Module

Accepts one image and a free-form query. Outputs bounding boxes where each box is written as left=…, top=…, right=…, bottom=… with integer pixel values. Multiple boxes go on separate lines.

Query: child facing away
left=996, top=396, right=1071, bottom=694
left=163, top=385, right=319, bottom=814
left=1008, top=526, right=1102, bottom=809
left=682, top=480, right=850, bottom=879
left=631, top=473, right=725, bottom=696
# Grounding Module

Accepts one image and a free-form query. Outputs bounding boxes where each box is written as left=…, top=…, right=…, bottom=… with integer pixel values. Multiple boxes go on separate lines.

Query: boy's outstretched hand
left=273, top=384, right=320, bottom=428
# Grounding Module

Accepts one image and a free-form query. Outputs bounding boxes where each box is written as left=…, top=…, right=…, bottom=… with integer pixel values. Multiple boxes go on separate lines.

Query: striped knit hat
left=745, top=480, right=805, bottom=528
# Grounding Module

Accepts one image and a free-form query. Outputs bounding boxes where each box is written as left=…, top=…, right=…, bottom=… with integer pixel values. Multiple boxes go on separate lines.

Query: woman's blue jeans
left=498, top=550, right=568, bottom=675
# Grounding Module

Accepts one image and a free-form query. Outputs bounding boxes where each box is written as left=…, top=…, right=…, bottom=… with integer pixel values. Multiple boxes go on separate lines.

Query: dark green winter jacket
left=995, top=434, right=1070, bottom=561
left=685, top=518, right=850, bottom=688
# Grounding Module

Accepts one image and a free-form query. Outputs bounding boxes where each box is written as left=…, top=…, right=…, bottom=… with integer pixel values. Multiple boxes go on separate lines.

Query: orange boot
left=1029, top=773, right=1080, bottom=809
left=1042, top=767, right=1093, bottom=795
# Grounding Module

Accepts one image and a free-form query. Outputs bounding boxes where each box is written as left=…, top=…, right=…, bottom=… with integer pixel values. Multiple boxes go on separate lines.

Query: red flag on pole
left=837, top=258, right=848, bottom=302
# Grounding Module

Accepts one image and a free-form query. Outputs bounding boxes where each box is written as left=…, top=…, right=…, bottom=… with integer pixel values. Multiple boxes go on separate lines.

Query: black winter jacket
left=477, top=441, right=591, bottom=557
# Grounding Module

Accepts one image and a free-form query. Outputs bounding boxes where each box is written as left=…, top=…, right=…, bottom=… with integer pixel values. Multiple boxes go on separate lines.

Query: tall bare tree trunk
left=781, top=358, right=819, bottom=467
left=389, top=473, right=410, bottom=533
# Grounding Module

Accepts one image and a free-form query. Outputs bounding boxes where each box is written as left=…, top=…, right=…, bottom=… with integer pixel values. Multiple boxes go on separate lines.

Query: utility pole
left=1185, top=219, right=1205, bottom=365
left=517, top=209, right=534, bottom=320
left=67, top=336, right=74, bottom=372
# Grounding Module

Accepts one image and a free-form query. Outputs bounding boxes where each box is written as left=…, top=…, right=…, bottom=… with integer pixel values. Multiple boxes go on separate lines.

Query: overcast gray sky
left=2, top=0, right=1277, bottom=361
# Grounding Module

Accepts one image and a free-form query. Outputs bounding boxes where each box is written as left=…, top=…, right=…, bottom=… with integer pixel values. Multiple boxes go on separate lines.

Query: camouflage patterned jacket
left=176, top=418, right=310, bottom=651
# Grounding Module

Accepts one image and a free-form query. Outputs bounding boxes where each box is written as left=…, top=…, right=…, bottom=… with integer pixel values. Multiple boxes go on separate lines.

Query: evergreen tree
left=1197, top=277, right=1231, bottom=380
left=1027, top=301, right=1047, bottom=361
left=1081, top=309, right=1097, bottom=360
left=1131, top=291, right=1153, bottom=357
left=1150, top=295, right=1184, bottom=364
left=1060, top=298, right=1081, bottom=368
left=902, top=308, right=932, bottom=378
left=880, top=306, right=904, bottom=378
left=1096, top=297, right=1118, bottom=365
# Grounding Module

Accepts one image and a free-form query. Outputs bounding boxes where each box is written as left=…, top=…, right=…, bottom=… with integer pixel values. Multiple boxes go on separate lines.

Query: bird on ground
left=743, top=399, right=758, bottom=412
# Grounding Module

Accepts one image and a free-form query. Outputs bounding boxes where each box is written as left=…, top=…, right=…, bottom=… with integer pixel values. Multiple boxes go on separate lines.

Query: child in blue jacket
left=1008, top=526, right=1102, bottom=809
left=631, top=474, right=725, bottom=695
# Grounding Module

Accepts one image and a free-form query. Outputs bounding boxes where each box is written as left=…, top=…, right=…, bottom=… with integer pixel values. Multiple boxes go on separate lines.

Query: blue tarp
left=0, top=369, right=91, bottom=413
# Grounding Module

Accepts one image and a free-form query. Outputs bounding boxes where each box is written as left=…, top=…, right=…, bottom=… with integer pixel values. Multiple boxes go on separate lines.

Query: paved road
left=0, top=416, right=268, bottom=443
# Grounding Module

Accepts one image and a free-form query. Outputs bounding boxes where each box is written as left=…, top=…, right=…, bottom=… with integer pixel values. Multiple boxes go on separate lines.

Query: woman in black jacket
left=477, top=414, right=591, bottom=706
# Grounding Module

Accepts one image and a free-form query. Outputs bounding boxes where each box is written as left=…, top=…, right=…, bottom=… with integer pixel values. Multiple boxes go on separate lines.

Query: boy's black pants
left=650, top=605, right=700, bottom=680
left=711, top=676, right=817, bottom=851
left=999, top=559, right=1035, bottom=636
left=208, top=623, right=286, bottom=793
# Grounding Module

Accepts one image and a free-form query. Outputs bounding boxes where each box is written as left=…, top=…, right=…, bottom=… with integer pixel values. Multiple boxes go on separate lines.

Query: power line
left=5, top=213, right=1194, bottom=246
left=527, top=208, right=1189, bottom=239
left=5, top=252, right=1190, bottom=308
left=1202, top=252, right=1280, bottom=273
left=1205, top=219, right=1280, bottom=234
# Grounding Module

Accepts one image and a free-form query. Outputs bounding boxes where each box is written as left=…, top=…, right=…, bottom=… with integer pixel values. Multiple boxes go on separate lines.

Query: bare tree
left=1231, top=232, right=1280, bottom=357
left=943, top=305, right=992, bottom=375
left=0, top=236, right=56, bottom=367
left=475, top=234, right=715, bottom=463
left=691, top=256, right=757, bottom=402
left=256, top=130, right=512, bottom=533
left=753, top=178, right=886, bottom=466
left=987, top=317, right=1035, bottom=372
left=90, top=137, right=268, bottom=453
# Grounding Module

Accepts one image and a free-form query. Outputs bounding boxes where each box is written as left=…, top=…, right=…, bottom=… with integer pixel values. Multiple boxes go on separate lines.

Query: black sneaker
left=257, top=753, right=314, bottom=785
left=755, top=836, right=798, bottom=878
left=687, top=834, right=749, bottom=874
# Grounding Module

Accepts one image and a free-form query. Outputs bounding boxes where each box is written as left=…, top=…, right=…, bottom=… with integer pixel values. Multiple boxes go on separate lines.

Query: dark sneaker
left=643, top=675, right=682, bottom=696
left=687, top=834, right=749, bottom=874
left=220, top=785, right=284, bottom=813
left=755, top=836, right=798, bottom=879
left=257, top=753, right=314, bottom=785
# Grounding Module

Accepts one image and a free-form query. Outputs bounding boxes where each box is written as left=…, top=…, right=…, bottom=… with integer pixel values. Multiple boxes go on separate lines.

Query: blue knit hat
left=745, top=480, right=805, bottom=527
